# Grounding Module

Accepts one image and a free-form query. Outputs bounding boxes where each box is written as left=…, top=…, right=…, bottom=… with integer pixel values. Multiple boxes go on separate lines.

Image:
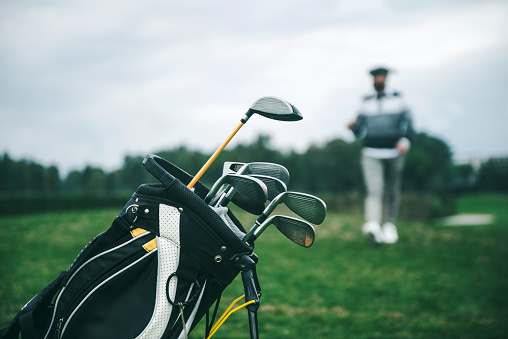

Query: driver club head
left=246, top=97, right=303, bottom=122
left=188, top=97, right=302, bottom=189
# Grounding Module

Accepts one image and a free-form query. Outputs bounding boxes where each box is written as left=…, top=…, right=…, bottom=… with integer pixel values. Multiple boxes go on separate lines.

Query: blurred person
left=348, top=67, right=415, bottom=244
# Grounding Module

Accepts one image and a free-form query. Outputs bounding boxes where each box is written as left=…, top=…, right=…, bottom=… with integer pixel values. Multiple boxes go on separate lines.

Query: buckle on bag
left=126, top=204, right=139, bottom=223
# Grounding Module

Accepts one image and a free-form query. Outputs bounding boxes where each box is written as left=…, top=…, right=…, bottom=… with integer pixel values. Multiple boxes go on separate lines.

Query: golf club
left=213, top=174, right=287, bottom=207
left=187, top=97, right=302, bottom=189
left=243, top=215, right=315, bottom=247
left=213, top=161, right=290, bottom=210
left=204, top=174, right=268, bottom=206
left=243, top=191, right=326, bottom=242
left=223, top=162, right=290, bottom=185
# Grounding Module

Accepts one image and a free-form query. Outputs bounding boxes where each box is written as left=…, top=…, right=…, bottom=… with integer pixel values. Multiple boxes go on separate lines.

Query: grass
left=1, top=194, right=507, bottom=338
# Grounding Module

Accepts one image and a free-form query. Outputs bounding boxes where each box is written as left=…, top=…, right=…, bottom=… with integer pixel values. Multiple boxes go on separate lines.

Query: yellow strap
left=131, top=228, right=148, bottom=237
left=142, top=238, right=157, bottom=252
left=213, top=295, right=245, bottom=329
left=205, top=294, right=256, bottom=339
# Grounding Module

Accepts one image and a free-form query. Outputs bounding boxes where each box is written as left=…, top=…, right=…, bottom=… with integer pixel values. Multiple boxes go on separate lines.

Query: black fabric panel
left=68, top=216, right=131, bottom=272
left=134, top=182, right=252, bottom=255
left=176, top=251, right=201, bottom=283
left=19, top=313, right=35, bottom=339
left=179, top=212, right=240, bottom=286
left=62, top=252, right=158, bottom=339
left=45, top=235, right=154, bottom=337
left=57, top=235, right=153, bottom=316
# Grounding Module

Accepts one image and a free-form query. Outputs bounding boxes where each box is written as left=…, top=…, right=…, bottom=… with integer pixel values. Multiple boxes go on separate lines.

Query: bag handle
left=142, top=154, right=210, bottom=199
left=143, top=154, right=177, bottom=188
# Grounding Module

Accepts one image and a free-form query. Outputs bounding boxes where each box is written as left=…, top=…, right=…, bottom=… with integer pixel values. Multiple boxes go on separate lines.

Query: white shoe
left=382, top=222, right=399, bottom=244
left=362, top=221, right=384, bottom=244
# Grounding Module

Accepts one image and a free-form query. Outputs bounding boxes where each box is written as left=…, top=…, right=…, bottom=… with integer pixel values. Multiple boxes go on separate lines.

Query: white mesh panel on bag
left=136, top=204, right=181, bottom=339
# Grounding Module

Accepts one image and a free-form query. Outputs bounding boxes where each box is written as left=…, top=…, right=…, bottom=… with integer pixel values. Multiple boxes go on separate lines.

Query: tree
left=476, top=158, right=508, bottom=192
left=403, top=133, right=453, bottom=193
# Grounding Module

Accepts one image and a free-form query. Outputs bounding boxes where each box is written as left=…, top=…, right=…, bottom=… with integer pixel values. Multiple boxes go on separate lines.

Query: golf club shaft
left=243, top=218, right=265, bottom=242
left=187, top=121, right=244, bottom=189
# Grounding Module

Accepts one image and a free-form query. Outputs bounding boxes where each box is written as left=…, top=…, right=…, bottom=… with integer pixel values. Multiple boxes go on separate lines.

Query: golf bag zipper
left=43, top=231, right=153, bottom=339
left=54, top=318, right=63, bottom=339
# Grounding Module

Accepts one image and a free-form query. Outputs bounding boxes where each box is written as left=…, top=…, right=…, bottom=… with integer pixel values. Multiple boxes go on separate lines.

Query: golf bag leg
left=241, top=269, right=260, bottom=339
left=247, top=311, right=259, bottom=339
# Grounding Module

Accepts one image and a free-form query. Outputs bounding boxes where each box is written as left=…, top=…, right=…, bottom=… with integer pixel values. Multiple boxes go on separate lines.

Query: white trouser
left=361, top=154, right=405, bottom=224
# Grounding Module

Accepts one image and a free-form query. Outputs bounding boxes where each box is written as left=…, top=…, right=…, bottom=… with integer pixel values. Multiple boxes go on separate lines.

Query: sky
left=1, top=0, right=507, bottom=175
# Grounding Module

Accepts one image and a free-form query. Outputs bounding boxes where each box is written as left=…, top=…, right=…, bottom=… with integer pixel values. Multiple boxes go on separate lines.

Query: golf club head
left=244, top=97, right=303, bottom=122
left=227, top=174, right=286, bottom=214
left=252, top=215, right=315, bottom=247
left=230, top=190, right=266, bottom=215
left=223, top=161, right=290, bottom=185
left=223, top=162, right=246, bottom=175
left=267, top=191, right=327, bottom=225
left=248, top=174, right=287, bottom=201
left=204, top=174, right=268, bottom=205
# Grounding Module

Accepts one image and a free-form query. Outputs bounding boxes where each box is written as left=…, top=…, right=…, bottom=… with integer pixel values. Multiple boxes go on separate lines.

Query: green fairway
left=1, top=194, right=507, bottom=338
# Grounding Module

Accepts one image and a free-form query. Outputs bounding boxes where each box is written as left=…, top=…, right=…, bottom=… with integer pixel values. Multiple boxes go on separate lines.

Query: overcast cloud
left=1, top=0, right=507, bottom=174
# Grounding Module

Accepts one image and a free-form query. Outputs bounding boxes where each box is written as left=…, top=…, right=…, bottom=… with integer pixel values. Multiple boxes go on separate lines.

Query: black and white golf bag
left=1, top=154, right=256, bottom=339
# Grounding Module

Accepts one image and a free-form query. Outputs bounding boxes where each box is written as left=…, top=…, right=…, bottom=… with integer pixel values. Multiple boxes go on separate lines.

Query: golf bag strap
left=143, top=154, right=210, bottom=199
left=19, top=313, right=35, bottom=339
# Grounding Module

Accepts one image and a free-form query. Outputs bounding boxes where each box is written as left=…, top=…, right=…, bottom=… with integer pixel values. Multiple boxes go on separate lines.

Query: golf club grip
left=143, top=154, right=177, bottom=188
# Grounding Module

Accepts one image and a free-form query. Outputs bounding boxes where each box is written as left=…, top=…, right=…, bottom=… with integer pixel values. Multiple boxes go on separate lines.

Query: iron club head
left=262, top=191, right=327, bottom=225
left=204, top=174, right=268, bottom=205
left=244, top=215, right=315, bottom=247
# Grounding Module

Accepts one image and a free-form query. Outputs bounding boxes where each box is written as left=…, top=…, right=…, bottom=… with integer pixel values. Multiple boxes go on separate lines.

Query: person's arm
left=396, top=107, right=414, bottom=155
left=349, top=98, right=368, bottom=134
left=396, top=137, right=411, bottom=155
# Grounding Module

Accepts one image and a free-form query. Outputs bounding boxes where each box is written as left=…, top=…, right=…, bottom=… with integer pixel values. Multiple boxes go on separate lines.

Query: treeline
left=1, top=133, right=506, bottom=215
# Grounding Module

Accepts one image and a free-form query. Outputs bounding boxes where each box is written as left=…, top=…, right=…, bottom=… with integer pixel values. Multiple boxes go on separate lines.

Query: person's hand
left=396, top=141, right=410, bottom=155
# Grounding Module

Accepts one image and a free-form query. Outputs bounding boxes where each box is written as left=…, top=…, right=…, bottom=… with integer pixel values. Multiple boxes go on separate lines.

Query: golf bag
left=353, top=111, right=415, bottom=148
left=1, top=154, right=255, bottom=339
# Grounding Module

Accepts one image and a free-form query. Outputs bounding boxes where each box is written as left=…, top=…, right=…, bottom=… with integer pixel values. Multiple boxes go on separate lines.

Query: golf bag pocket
left=44, top=230, right=159, bottom=338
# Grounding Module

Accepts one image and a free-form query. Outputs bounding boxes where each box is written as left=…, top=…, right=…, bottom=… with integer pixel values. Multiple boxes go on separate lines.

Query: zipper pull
left=55, top=318, right=64, bottom=339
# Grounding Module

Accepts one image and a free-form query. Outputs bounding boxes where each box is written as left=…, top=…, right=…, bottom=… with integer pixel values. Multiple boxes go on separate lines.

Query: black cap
left=369, top=67, right=389, bottom=76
